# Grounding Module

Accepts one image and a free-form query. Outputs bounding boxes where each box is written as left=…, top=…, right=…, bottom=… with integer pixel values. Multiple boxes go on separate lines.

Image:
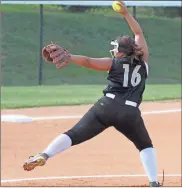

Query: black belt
left=105, top=93, right=138, bottom=108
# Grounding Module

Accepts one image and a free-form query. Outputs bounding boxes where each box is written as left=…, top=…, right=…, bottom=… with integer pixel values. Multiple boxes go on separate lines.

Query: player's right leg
left=114, top=106, right=160, bottom=187
left=23, top=103, right=108, bottom=171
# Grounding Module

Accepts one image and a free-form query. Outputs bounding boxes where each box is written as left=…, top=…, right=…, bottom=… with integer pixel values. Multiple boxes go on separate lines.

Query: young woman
left=23, top=1, right=161, bottom=187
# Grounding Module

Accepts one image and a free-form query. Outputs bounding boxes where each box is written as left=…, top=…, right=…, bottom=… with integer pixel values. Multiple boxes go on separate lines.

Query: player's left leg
left=23, top=102, right=109, bottom=171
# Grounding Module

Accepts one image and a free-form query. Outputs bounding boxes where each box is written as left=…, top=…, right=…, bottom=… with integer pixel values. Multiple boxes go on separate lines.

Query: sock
left=140, top=147, right=158, bottom=183
left=43, top=134, right=72, bottom=158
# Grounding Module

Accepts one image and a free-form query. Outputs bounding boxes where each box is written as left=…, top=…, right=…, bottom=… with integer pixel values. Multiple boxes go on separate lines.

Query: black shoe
left=150, top=170, right=165, bottom=187
left=149, top=182, right=160, bottom=187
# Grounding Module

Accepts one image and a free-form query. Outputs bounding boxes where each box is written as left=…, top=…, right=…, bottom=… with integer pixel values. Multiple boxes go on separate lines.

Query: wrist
left=69, top=54, right=74, bottom=62
left=122, top=11, right=130, bottom=17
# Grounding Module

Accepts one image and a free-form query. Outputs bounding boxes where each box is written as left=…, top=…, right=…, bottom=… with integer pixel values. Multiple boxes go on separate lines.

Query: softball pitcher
left=23, top=1, right=162, bottom=187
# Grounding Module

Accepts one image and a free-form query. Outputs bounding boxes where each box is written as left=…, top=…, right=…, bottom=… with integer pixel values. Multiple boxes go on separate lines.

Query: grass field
left=1, top=5, right=181, bottom=109
left=1, top=84, right=181, bottom=109
left=1, top=5, right=181, bottom=86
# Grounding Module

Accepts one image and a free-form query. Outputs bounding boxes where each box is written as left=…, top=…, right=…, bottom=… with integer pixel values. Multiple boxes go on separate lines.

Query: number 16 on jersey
left=123, top=64, right=142, bottom=87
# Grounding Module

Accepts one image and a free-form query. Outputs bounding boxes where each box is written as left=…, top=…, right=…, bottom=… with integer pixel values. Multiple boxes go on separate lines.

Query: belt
left=105, top=93, right=138, bottom=108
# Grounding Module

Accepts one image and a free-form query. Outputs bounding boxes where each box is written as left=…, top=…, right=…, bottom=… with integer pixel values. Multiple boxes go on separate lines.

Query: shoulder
left=113, top=57, right=129, bottom=64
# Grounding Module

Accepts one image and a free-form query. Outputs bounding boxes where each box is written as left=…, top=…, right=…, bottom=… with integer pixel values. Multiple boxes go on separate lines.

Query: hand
left=113, top=0, right=128, bottom=15
left=42, top=43, right=71, bottom=69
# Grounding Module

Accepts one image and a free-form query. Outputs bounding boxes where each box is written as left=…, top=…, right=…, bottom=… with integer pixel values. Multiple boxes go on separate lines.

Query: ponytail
left=130, top=44, right=144, bottom=64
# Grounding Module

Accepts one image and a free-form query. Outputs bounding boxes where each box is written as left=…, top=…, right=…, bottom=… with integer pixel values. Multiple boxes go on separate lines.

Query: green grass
left=1, top=5, right=181, bottom=109
left=1, top=84, right=181, bottom=109
left=1, top=5, right=181, bottom=86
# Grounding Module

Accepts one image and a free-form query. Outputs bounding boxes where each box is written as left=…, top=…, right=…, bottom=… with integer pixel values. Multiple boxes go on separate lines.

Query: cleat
left=149, top=182, right=160, bottom=187
left=149, top=170, right=165, bottom=187
left=23, top=153, right=49, bottom=171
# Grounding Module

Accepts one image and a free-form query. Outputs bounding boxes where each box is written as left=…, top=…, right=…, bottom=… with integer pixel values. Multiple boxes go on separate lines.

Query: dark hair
left=117, top=35, right=144, bottom=63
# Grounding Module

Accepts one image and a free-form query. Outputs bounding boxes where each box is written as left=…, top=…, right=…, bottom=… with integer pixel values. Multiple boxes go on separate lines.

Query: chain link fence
left=1, top=5, right=181, bottom=86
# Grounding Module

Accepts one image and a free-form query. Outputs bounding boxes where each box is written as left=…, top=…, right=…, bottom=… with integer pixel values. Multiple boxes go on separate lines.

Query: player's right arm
left=124, top=12, right=149, bottom=64
left=117, top=1, right=149, bottom=64
left=69, top=55, right=112, bottom=71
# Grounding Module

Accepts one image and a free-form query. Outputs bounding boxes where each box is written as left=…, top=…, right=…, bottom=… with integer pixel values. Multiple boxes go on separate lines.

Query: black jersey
left=103, top=56, right=148, bottom=106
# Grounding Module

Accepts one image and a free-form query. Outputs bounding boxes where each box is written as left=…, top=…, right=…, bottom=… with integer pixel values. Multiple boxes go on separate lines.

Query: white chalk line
left=32, top=109, right=181, bottom=121
left=1, top=173, right=181, bottom=183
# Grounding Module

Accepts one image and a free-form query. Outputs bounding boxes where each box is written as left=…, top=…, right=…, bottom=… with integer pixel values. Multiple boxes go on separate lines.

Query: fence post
left=38, top=4, right=43, bottom=85
left=133, top=6, right=136, bottom=19
left=132, top=6, right=136, bottom=38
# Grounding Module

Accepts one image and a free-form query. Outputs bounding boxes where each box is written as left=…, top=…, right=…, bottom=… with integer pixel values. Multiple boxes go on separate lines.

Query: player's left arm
left=42, top=43, right=112, bottom=71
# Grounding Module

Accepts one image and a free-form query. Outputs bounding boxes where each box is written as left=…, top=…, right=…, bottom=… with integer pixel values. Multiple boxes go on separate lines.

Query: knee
left=136, top=140, right=153, bottom=152
left=64, top=130, right=77, bottom=146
